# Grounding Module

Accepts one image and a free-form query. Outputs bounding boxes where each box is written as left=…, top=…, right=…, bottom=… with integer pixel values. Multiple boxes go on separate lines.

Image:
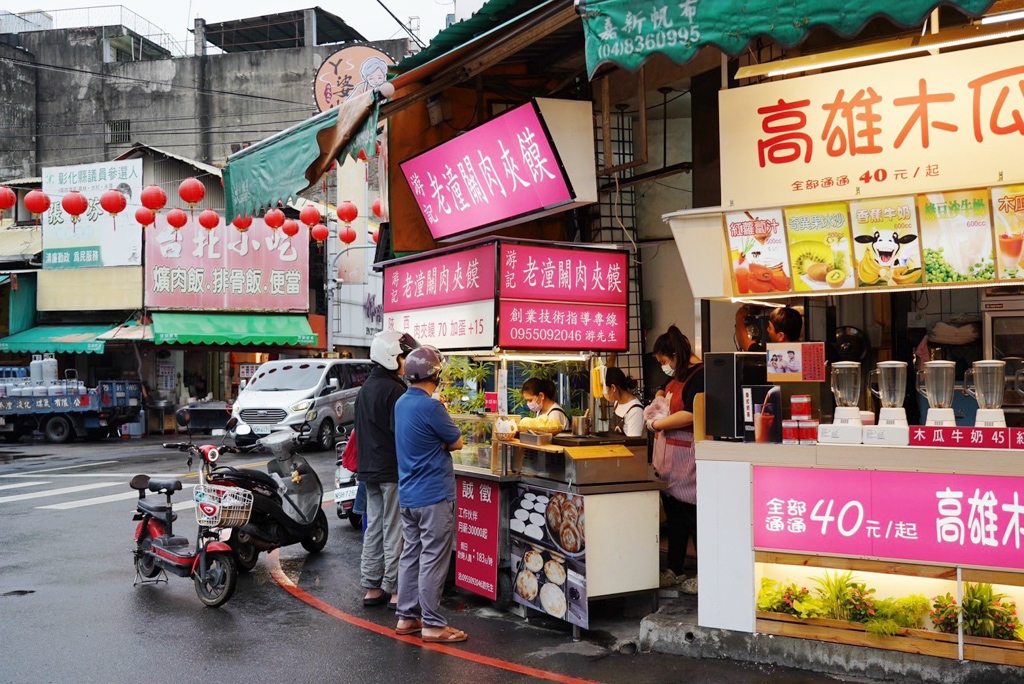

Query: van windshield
left=248, top=363, right=326, bottom=391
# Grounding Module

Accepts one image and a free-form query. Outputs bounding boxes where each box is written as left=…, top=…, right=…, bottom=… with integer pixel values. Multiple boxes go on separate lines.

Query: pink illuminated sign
left=754, top=466, right=1024, bottom=571
left=498, top=301, right=626, bottom=351
left=400, top=103, right=574, bottom=241
left=383, top=244, right=496, bottom=313
left=499, top=244, right=628, bottom=306
left=145, top=216, right=308, bottom=311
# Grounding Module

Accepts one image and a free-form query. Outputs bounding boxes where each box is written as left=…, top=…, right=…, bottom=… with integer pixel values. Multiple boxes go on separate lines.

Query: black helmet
left=404, top=345, right=445, bottom=383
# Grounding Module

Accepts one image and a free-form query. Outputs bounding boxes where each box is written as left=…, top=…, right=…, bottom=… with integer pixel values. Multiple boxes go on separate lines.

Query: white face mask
left=527, top=400, right=541, bottom=414
left=661, top=363, right=674, bottom=376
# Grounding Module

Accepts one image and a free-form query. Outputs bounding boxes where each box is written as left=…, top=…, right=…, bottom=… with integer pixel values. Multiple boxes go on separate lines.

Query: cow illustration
left=855, top=231, right=917, bottom=267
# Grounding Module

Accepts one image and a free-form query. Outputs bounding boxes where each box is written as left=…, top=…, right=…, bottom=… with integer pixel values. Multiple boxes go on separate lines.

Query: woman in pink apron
left=647, top=325, right=704, bottom=594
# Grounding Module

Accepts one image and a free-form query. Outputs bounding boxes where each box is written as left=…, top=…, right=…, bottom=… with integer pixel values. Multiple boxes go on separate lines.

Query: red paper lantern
left=24, top=190, right=50, bottom=216
left=282, top=219, right=300, bottom=238
left=232, top=215, right=252, bottom=232
left=178, top=177, right=206, bottom=206
left=198, top=209, right=220, bottom=231
left=100, top=189, right=127, bottom=216
left=264, top=208, right=285, bottom=230
left=371, top=197, right=382, bottom=218
left=311, top=223, right=330, bottom=243
left=338, top=200, right=358, bottom=224
left=140, top=185, right=167, bottom=212
left=62, top=191, right=89, bottom=227
left=339, top=224, right=357, bottom=244
left=135, top=207, right=155, bottom=227
left=166, top=208, right=188, bottom=229
left=299, top=205, right=321, bottom=227
left=0, top=186, right=16, bottom=216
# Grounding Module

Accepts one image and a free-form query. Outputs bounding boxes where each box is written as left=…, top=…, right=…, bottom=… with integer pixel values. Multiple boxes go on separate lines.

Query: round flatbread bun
left=561, top=504, right=579, bottom=525
left=544, top=559, right=566, bottom=585
left=510, top=519, right=526, bottom=534
left=560, top=521, right=583, bottom=554
left=540, top=582, right=567, bottom=618
left=546, top=501, right=563, bottom=531
left=525, top=492, right=537, bottom=500
left=514, top=508, right=529, bottom=521
left=525, top=523, right=544, bottom=541
left=524, top=549, right=544, bottom=573
left=516, top=570, right=539, bottom=601
left=529, top=512, right=545, bottom=527
left=536, top=495, right=549, bottom=504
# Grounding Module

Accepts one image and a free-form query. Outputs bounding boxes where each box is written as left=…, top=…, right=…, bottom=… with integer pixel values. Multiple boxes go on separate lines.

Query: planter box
left=963, top=634, right=1024, bottom=667
left=756, top=611, right=958, bottom=660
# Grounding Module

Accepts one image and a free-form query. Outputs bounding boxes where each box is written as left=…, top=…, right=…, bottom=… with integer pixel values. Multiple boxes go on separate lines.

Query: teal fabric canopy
left=0, top=325, right=112, bottom=354
left=579, top=0, right=996, bottom=77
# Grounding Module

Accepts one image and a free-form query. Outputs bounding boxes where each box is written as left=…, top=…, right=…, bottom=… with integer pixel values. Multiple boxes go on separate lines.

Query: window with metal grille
left=106, top=119, right=130, bottom=144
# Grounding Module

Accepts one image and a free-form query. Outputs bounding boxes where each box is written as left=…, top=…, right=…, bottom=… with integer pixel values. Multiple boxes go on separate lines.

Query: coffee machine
left=863, top=361, right=909, bottom=445
left=965, top=360, right=1007, bottom=428
left=918, top=360, right=957, bottom=426
left=817, top=361, right=863, bottom=444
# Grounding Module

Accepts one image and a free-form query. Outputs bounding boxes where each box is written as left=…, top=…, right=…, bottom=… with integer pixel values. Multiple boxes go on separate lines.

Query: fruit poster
left=784, top=203, right=854, bottom=292
left=725, top=209, right=791, bottom=295
left=991, top=185, right=1024, bottom=281
left=916, top=190, right=995, bottom=284
left=849, top=196, right=923, bottom=288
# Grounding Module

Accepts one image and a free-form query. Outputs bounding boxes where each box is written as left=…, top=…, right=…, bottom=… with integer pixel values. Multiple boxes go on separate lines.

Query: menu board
left=849, top=196, right=923, bottom=288
left=725, top=209, right=791, bottom=295
left=916, top=190, right=995, bottom=284
left=991, top=185, right=1024, bottom=281
left=784, top=203, right=854, bottom=292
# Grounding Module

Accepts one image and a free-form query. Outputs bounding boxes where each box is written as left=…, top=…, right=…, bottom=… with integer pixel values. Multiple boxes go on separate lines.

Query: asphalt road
left=0, top=436, right=865, bottom=684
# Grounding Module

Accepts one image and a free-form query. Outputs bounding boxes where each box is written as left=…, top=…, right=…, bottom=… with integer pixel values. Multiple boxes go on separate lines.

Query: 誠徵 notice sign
left=754, top=466, right=1024, bottom=570
left=454, top=475, right=500, bottom=601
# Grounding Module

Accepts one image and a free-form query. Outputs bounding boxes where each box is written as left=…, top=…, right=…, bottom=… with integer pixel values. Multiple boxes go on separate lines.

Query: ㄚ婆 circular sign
left=314, top=45, right=394, bottom=112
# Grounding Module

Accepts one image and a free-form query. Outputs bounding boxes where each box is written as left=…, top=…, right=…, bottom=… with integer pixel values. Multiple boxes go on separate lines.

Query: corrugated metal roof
left=203, top=7, right=364, bottom=53
left=0, top=177, right=42, bottom=187
left=0, top=228, right=42, bottom=262
left=114, top=143, right=222, bottom=177
left=97, top=322, right=153, bottom=342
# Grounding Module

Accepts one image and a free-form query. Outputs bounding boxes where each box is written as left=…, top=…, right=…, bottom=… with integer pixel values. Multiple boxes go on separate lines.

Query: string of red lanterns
left=99, top=189, right=127, bottom=231
left=0, top=186, right=15, bottom=222
left=24, top=190, right=50, bottom=228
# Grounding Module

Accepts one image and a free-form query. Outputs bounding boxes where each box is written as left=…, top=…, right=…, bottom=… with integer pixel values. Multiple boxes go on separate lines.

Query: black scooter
left=209, top=412, right=328, bottom=571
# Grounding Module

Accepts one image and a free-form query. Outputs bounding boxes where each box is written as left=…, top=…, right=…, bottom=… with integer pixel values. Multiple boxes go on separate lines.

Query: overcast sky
left=4, top=1, right=457, bottom=50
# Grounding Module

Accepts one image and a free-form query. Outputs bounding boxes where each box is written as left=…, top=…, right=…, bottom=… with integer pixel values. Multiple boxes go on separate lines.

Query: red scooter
left=130, top=410, right=252, bottom=607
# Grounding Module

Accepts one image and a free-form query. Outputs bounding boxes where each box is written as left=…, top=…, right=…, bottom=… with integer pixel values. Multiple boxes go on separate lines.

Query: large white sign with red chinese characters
left=41, top=159, right=143, bottom=269
left=754, top=466, right=1024, bottom=570
left=145, top=215, right=309, bottom=311
left=720, top=41, right=1024, bottom=211
left=382, top=244, right=496, bottom=350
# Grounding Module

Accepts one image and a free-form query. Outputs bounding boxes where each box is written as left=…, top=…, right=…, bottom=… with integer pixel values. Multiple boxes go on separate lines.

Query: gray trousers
left=396, top=500, right=454, bottom=629
left=360, top=481, right=402, bottom=594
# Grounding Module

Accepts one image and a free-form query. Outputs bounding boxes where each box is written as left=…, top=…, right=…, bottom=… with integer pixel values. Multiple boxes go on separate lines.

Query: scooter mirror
left=175, top=408, right=192, bottom=427
left=236, top=424, right=252, bottom=436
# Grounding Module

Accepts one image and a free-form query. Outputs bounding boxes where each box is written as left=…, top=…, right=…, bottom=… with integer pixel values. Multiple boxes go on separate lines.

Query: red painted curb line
left=267, top=549, right=597, bottom=684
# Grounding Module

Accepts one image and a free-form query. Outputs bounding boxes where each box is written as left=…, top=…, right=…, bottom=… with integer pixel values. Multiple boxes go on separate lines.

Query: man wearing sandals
left=393, top=346, right=468, bottom=643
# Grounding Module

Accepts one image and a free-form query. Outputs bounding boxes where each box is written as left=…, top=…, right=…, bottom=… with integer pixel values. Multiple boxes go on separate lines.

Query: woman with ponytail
left=603, top=367, right=644, bottom=437
left=649, top=325, right=703, bottom=594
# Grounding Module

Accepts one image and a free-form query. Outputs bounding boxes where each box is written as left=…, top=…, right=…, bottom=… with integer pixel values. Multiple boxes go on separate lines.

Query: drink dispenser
left=965, top=360, right=1007, bottom=428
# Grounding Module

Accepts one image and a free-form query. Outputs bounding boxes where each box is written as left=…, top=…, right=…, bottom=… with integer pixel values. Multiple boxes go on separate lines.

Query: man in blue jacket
left=392, top=346, right=467, bottom=643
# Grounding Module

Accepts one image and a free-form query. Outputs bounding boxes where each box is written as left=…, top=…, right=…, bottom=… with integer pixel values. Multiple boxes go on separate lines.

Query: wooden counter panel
left=697, top=440, right=1024, bottom=476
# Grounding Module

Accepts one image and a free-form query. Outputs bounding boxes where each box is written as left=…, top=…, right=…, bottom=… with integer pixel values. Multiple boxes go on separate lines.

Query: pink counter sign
left=384, top=244, right=496, bottom=313
left=400, top=102, right=574, bottom=241
left=499, top=244, right=628, bottom=306
left=753, top=466, right=1024, bottom=571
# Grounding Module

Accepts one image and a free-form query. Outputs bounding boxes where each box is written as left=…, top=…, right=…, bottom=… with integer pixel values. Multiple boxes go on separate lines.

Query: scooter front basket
left=193, top=484, right=254, bottom=528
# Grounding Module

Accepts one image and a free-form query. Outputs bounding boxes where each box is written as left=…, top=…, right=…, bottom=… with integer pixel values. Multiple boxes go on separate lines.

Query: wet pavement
left=0, top=436, right=872, bottom=683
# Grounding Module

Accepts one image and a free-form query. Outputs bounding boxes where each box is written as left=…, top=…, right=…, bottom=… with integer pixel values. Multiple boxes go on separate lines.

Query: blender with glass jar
left=817, top=361, right=864, bottom=444
left=863, top=361, right=909, bottom=445
left=964, top=360, right=1007, bottom=427
left=918, top=360, right=957, bottom=426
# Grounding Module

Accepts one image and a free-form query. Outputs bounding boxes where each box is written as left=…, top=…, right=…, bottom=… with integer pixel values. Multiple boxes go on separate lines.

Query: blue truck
left=0, top=379, right=143, bottom=444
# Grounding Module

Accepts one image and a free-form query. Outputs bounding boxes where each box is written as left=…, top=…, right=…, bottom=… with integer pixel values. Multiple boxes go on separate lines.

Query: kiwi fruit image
left=791, top=241, right=833, bottom=279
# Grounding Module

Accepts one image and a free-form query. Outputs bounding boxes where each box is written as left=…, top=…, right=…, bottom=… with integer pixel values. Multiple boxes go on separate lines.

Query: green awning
left=222, top=91, right=382, bottom=222
left=579, top=0, right=996, bottom=77
left=151, top=313, right=317, bottom=347
left=0, top=324, right=111, bottom=354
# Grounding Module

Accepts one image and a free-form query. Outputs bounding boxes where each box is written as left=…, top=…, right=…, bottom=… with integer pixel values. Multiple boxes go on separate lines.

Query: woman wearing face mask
left=603, top=367, right=644, bottom=437
left=521, top=377, right=570, bottom=433
left=649, top=325, right=704, bottom=595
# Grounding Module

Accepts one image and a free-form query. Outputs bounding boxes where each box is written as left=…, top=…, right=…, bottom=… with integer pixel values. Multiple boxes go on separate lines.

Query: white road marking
left=0, top=481, right=49, bottom=491
left=0, top=482, right=121, bottom=504
left=36, top=490, right=141, bottom=510
left=3, top=460, right=118, bottom=474
left=0, top=473, right=194, bottom=479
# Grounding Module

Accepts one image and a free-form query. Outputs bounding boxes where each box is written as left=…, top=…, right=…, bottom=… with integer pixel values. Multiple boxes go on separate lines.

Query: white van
left=231, top=359, right=372, bottom=450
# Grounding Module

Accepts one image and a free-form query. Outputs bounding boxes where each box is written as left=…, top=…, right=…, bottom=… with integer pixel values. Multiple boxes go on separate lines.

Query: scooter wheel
left=135, top=539, right=160, bottom=579
left=300, top=509, right=329, bottom=553
left=230, top=530, right=259, bottom=573
left=194, top=552, right=237, bottom=607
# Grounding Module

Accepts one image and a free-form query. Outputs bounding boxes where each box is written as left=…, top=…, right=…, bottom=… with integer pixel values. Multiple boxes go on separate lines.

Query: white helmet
left=370, top=330, right=418, bottom=370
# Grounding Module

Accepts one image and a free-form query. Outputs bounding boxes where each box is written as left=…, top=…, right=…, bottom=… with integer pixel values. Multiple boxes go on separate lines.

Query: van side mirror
left=329, top=378, right=340, bottom=390
left=239, top=379, right=247, bottom=391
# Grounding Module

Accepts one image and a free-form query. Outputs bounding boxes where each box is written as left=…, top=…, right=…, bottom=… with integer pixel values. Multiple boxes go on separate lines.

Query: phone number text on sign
left=754, top=466, right=1024, bottom=570
left=498, top=301, right=627, bottom=351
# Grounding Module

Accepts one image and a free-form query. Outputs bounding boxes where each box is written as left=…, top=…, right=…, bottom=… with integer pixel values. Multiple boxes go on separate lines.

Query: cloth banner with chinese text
left=579, top=0, right=995, bottom=77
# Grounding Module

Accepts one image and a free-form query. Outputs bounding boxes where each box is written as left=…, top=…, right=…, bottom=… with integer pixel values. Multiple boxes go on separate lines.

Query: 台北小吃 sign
left=720, top=41, right=1024, bottom=211
left=145, top=215, right=309, bottom=312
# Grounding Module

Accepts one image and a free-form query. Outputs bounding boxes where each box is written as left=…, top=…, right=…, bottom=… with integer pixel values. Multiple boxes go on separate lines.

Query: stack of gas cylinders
left=0, top=354, right=89, bottom=398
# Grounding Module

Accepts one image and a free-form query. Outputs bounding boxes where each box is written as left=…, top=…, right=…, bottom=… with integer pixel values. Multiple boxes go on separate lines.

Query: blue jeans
left=353, top=480, right=367, bottom=516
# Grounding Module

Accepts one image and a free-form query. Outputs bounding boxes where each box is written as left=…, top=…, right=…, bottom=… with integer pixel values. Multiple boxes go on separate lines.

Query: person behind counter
left=649, top=325, right=704, bottom=595
left=603, top=367, right=645, bottom=437
left=735, top=304, right=803, bottom=352
left=521, top=377, right=570, bottom=433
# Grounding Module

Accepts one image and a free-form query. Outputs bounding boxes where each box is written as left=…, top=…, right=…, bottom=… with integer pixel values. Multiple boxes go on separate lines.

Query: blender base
left=975, top=409, right=1007, bottom=428
left=863, top=424, right=910, bottom=445
left=925, top=408, right=957, bottom=426
left=817, top=423, right=864, bottom=444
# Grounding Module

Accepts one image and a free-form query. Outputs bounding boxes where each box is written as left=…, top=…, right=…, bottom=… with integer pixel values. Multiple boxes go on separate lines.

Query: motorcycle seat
left=151, top=535, right=190, bottom=550
left=147, top=478, right=182, bottom=494
left=137, top=498, right=178, bottom=522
